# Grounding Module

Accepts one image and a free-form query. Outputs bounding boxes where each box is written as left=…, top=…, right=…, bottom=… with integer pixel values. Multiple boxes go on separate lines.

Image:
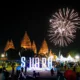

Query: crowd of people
left=0, top=62, right=80, bottom=80
left=0, top=67, right=41, bottom=80
left=50, top=62, right=80, bottom=80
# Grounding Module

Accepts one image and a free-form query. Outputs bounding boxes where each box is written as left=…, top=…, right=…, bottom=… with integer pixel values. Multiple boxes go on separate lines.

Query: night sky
left=0, top=1, right=80, bottom=54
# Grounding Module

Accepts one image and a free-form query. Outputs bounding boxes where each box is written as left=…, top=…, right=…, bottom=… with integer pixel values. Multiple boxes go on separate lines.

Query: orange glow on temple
left=4, top=32, right=57, bottom=58
left=32, top=41, right=37, bottom=54
left=38, top=39, right=48, bottom=55
left=21, top=31, right=31, bottom=49
left=4, top=40, right=15, bottom=52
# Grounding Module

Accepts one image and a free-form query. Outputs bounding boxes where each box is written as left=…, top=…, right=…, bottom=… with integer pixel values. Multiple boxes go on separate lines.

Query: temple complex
left=4, top=32, right=56, bottom=59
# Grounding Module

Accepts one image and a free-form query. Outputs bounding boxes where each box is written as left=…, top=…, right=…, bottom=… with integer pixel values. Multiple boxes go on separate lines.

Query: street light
left=1, top=54, right=5, bottom=58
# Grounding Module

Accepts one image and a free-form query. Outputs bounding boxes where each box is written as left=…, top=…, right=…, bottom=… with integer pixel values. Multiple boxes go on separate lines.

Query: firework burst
left=48, top=8, right=80, bottom=47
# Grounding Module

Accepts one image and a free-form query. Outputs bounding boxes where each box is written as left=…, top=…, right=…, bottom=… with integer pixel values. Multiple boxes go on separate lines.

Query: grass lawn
left=0, top=66, right=17, bottom=71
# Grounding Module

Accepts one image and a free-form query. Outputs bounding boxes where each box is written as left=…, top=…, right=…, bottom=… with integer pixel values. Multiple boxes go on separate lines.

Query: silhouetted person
left=64, top=64, right=67, bottom=70
left=21, top=67, right=24, bottom=72
left=73, top=66, right=76, bottom=72
left=2, top=67, right=9, bottom=80
left=57, top=73, right=66, bottom=80
left=37, top=72, right=40, bottom=77
left=0, top=68, right=2, bottom=73
left=33, top=71, right=36, bottom=78
left=50, top=68, right=54, bottom=76
left=57, top=70, right=62, bottom=78
left=15, top=70, right=20, bottom=80
left=18, top=67, right=26, bottom=80
left=4, top=70, right=9, bottom=80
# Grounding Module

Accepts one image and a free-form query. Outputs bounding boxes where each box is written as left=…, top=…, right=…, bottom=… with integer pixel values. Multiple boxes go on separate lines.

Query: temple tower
left=21, top=31, right=31, bottom=49
left=49, top=49, right=57, bottom=61
left=4, top=40, right=15, bottom=52
left=32, top=41, right=37, bottom=54
left=38, top=39, right=48, bottom=55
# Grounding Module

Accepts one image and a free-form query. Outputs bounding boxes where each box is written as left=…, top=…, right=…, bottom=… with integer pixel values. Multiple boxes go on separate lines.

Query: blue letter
left=21, top=57, right=26, bottom=68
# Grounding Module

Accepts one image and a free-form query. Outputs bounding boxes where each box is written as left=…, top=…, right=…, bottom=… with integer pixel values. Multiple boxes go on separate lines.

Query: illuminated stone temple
left=3, top=32, right=57, bottom=60
left=21, top=31, right=31, bottom=49
left=1, top=40, right=15, bottom=60
left=4, top=39, right=15, bottom=52
left=49, top=49, right=57, bottom=61
left=38, top=39, right=48, bottom=56
left=31, top=41, right=37, bottom=54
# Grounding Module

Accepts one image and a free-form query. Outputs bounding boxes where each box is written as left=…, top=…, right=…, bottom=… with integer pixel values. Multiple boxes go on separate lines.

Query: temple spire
left=49, top=49, right=53, bottom=56
left=49, top=49, right=57, bottom=61
left=38, top=39, right=48, bottom=55
left=21, top=31, right=31, bottom=49
left=4, top=39, right=15, bottom=52
left=32, top=41, right=37, bottom=54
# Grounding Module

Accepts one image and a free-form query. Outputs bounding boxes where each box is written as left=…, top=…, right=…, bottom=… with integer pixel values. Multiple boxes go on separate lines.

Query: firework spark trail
left=48, top=8, right=80, bottom=47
